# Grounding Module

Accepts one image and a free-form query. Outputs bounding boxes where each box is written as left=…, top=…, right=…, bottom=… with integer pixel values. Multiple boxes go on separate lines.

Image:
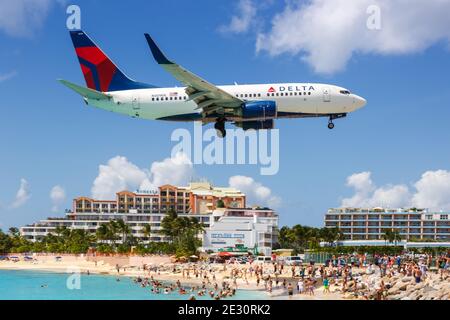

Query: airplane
left=60, top=30, right=367, bottom=138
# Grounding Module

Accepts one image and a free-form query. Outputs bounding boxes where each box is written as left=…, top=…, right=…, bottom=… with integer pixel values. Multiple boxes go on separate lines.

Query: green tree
left=8, top=227, right=20, bottom=237
left=141, top=224, right=152, bottom=242
left=116, top=219, right=131, bottom=244
left=216, top=199, right=225, bottom=208
left=160, top=211, right=204, bottom=257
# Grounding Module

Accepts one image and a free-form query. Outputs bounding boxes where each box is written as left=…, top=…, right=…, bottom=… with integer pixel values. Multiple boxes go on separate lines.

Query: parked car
left=283, top=256, right=303, bottom=266
left=255, top=256, right=273, bottom=264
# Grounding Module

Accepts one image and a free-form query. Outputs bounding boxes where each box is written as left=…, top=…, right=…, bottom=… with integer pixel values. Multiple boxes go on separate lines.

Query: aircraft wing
left=144, top=34, right=243, bottom=119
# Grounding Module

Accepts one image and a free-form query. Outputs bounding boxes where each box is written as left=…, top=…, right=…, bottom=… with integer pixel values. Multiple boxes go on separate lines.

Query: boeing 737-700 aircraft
left=60, top=30, right=367, bottom=137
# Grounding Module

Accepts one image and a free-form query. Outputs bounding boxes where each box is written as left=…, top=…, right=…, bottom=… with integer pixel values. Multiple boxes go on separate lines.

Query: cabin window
left=308, top=92, right=311, bottom=95
left=258, top=93, right=261, bottom=97
left=276, top=93, right=279, bottom=96
left=152, top=98, right=155, bottom=101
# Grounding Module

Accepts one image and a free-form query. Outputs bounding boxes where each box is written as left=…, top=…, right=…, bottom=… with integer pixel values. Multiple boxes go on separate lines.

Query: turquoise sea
left=0, top=270, right=266, bottom=300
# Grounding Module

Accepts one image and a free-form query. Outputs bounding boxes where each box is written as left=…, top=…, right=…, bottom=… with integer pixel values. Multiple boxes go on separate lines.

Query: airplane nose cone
left=353, top=95, right=367, bottom=109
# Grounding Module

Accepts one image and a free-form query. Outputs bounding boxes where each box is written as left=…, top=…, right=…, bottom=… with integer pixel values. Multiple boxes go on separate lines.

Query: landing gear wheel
left=328, top=122, right=335, bottom=130
left=214, top=120, right=226, bottom=138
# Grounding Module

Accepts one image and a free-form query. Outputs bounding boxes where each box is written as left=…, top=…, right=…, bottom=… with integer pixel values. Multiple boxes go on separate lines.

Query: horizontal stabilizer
left=58, top=79, right=111, bottom=100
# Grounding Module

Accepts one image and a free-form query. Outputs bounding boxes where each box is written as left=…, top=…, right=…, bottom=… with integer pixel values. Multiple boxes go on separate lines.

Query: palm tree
left=141, top=224, right=152, bottom=242
left=115, top=219, right=131, bottom=244
left=383, top=229, right=392, bottom=246
left=392, top=230, right=401, bottom=246
left=306, top=227, right=320, bottom=249
left=96, top=224, right=109, bottom=242
left=160, top=208, right=178, bottom=242
left=8, top=227, right=19, bottom=238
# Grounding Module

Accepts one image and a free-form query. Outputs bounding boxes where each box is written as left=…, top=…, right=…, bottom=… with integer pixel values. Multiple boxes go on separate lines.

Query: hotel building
left=324, top=207, right=450, bottom=241
left=21, top=182, right=246, bottom=243
left=201, top=208, right=279, bottom=256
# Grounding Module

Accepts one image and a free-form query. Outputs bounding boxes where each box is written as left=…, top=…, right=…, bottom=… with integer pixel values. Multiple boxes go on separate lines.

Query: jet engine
left=238, top=101, right=277, bottom=121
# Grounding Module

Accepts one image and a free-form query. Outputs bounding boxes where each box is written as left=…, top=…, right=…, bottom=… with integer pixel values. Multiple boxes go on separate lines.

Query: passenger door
left=323, top=87, right=331, bottom=102
left=132, top=97, right=140, bottom=111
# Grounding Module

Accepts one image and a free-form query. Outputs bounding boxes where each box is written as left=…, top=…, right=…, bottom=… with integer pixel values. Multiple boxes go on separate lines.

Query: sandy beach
left=2, top=254, right=448, bottom=300
left=0, top=254, right=343, bottom=300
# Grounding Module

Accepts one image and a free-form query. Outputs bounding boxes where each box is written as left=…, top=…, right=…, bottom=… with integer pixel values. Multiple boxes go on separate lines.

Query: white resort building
left=324, top=207, right=450, bottom=242
left=201, top=208, right=279, bottom=256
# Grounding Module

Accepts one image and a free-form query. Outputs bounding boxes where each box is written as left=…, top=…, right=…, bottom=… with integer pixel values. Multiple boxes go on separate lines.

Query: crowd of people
left=127, top=252, right=449, bottom=300
left=132, top=268, right=238, bottom=300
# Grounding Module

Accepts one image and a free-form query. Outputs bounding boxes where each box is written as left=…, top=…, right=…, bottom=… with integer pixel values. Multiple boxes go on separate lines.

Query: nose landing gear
left=327, top=113, right=347, bottom=130
left=214, top=119, right=226, bottom=138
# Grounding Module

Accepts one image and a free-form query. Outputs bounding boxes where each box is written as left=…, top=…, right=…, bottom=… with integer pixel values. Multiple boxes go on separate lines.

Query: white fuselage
left=86, top=83, right=366, bottom=122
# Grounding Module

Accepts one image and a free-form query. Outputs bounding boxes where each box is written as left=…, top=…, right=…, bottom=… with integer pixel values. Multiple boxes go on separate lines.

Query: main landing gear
left=214, top=119, right=226, bottom=138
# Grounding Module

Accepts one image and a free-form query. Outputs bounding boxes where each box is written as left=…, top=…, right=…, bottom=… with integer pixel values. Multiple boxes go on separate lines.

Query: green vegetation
left=216, top=200, right=225, bottom=208
left=1, top=220, right=447, bottom=257
left=382, top=229, right=402, bottom=246
left=276, top=225, right=343, bottom=253
left=0, top=211, right=205, bottom=257
left=159, top=209, right=204, bottom=257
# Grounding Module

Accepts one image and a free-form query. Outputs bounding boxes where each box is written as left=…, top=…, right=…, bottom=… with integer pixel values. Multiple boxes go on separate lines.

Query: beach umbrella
left=190, top=255, right=198, bottom=258
left=218, top=252, right=233, bottom=257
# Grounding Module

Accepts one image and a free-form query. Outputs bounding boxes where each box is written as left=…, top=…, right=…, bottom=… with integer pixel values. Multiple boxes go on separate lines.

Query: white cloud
left=370, top=184, right=411, bottom=209
left=91, top=153, right=194, bottom=200
left=256, top=0, right=450, bottom=74
left=0, top=0, right=54, bottom=37
left=219, top=0, right=257, bottom=34
left=341, top=172, right=375, bottom=207
left=50, top=185, right=66, bottom=212
left=10, top=178, right=31, bottom=208
left=0, top=71, right=17, bottom=83
left=229, top=175, right=281, bottom=208
left=412, top=170, right=450, bottom=210
left=145, top=152, right=194, bottom=190
left=341, top=170, right=450, bottom=210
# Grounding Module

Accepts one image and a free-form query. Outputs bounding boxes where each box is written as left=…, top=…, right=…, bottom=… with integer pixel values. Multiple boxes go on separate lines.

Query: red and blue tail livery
left=69, top=30, right=156, bottom=92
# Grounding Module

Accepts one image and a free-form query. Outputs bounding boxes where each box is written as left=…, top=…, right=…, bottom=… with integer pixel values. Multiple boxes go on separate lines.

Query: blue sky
left=1, top=0, right=450, bottom=229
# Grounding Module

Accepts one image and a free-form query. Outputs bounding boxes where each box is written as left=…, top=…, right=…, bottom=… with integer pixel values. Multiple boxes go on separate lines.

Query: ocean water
left=0, top=270, right=267, bottom=300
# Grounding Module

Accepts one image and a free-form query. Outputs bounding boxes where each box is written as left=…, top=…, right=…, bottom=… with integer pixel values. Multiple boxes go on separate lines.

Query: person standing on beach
left=297, top=279, right=304, bottom=294
left=287, top=283, right=294, bottom=298
left=323, top=277, right=330, bottom=294
left=308, top=279, right=315, bottom=296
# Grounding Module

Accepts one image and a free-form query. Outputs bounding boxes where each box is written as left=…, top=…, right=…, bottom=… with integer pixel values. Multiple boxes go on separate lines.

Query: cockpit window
left=340, top=90, right=351, bottom=95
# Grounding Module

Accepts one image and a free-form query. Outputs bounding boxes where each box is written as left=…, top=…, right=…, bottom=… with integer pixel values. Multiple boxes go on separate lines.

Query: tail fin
left=69, top=30, right=156, bottom=92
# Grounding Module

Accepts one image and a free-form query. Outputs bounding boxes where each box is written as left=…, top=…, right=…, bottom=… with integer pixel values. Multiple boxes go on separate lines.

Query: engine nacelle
left=239, top=101, right=277, bottom=120
left=235, top=120, right=275, bottom=131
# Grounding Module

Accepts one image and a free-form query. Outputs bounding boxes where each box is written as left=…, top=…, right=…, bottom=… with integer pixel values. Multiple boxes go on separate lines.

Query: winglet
left=144, top=34, right=173, bottom=65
